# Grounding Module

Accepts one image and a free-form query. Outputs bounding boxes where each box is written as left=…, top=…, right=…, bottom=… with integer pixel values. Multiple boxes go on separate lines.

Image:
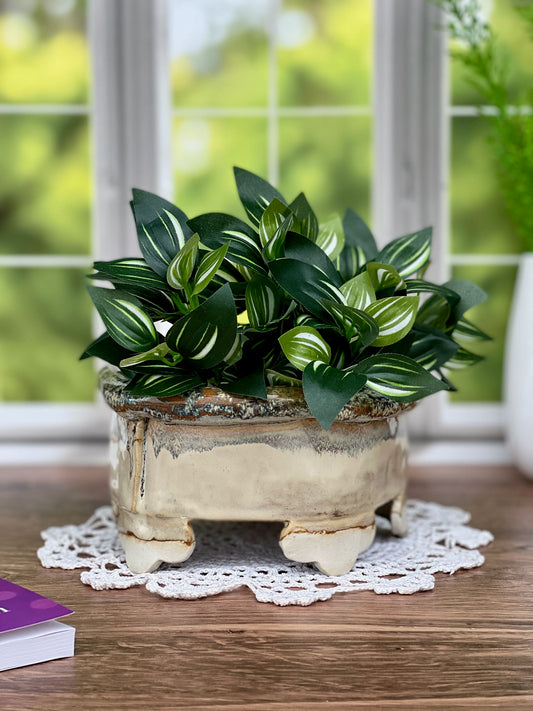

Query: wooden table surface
left=0, top=463, right=531, bottom=710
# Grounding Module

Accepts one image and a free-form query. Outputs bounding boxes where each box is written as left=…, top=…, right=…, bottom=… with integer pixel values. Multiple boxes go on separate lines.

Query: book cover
left=0, top=578, right=75, bottom=671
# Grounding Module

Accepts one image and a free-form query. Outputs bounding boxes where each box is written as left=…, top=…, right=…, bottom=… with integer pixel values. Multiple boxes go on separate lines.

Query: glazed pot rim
left=99, top=368, right=413, bottom=425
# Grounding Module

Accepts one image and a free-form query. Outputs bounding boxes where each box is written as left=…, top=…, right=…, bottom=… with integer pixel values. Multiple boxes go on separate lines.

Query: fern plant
left=81, top=167, right=488, bottom=429
left=432, top=0, right=533, bottom=251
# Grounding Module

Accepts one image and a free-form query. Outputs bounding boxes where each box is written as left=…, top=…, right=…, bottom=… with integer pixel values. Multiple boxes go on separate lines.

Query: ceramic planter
left=101, top=369, right=412, bottom=576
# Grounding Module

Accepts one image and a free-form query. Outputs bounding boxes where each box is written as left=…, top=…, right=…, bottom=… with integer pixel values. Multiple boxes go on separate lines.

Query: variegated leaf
left=365, top=262, right=406, bottom=292
left=224, top=331, right=244, bottom=366
left=245, top=277, right=281, bottom=328
left=234, top=167, right=287, bottom=226
left=91, top=259, right=169, bottom=292
left=119, top=343, right=171, bottom=369
left=283, top=231, right=343, bottom=287
left=452, top=317, right=491, bottom=343
left=377, top=227, right=432, bottom=278
left=405, top=279, right=460, bottom=308
left=166, top=234, right=199, bottom=290
left=79, top=332, right=131, bottom=366
left=415, top=294, right=451, bottom=330
left=352, top=353, right=449, bottom=402
left=278, top=326, right=332, bottom=371
left=192, top=243, right=229, bottom=295
left=336, top=244, right=365, bottom=282
left=269, top=258, right=345, bottom=320
left=316, top=214, right=345, bottom=261
left=365, top=296, right=419, bottom=347
left=259, top=198, right=292, bottom=247
left=340, top=271, right=376, bottom=310
left=321, top=300, right=379, bottom=346
left=166, top=284, right=237, bottom=369
left=87, top=286, right=158, bottom=353
left=302, top=361, right=366, bottom=430
left=128, top=372, right=204, bottom=398
left=266, top=367, right=302, bottom=387
left=407, top=327, right=459, bottom=370
left=342, top=208, right=378, bottom=262
left=263, top=212, right=297, bottom=261
left=443, top=346, right=484, bottom=370
left=131, top=189, right=192, bottom=277
left=187, top=213, right=266, bottom=277
left=289, top=192, right=318, bottom=241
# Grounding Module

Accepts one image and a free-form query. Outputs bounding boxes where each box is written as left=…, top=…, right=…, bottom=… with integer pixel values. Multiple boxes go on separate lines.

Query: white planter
left=504, top=252, right=533, bottom=479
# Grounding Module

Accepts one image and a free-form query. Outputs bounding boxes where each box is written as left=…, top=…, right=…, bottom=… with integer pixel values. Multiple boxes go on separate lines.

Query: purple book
left=0, top=578, right=75, bottom=671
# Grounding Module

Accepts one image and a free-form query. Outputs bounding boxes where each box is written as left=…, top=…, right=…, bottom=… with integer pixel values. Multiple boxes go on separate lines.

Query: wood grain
left=0, top=463, right=532, bottom=710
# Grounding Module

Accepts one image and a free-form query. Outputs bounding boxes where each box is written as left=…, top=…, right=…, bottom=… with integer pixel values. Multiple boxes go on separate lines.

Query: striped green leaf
left=302, top=361, right=367, bottom=430
left=192, top=243, right=229, bottom=295
left=316, top=214, right=345, bottom=261
left=224, top=331, right=243, bottom=366
left=263, top=212, right=298, bottom=261
left=342, top=208, right=378, bottom=262
left=166, top=234, right=199, bottom=290
left=125, top=286, right=177, bottom=318
left=415, top=295, right=451, bottom=330
left=266, top=366, right=302, bottom=387
left=166, top=284, right=237, bottom=369
left=90, top=259, right=169, bottom=291
left=288, top=192, right=318, bottom=241
left=407, top=327, right=459, bottom=370
left=365, top=296, right=419, bottom=347
left=405, top=279, right=460, bottom=307
left=321, top=300, right=379, bottom=346
left=377, top=227, right=432, bottom=278
left=234, top=166, right=287, bottom=226
left=79, top=332, right=131, bottom=366
left=283, top=231, right=343, bottom=287
left=87, top=286, right=158, bottom=353
left=128, top=371, right=204, bottom=398
left=131, top=189, right=192, bottom=277
left=270, top=258, right=345, bottom=320
left=365, top=262, right=406, bottom=292
left=119, top=343, right=172, bottom=369
left=340, top=271, right=376, bottom=310
left=279, top=326, right=332, bottom=371
left=259, top=198, right=292, bottom=247
left=187, top=213, right=266, bottom=277
left=336, top=244, right=365, bottom=282
left=452, top=317, right=492, bottom=343
left=352, top=353, right=449, bottom=402
left=245, top=277, right=281, bottom=328
left=444, top=346, right=484, bottom=370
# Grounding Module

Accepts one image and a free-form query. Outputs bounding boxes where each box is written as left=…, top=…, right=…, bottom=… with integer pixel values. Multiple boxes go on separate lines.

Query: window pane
left=449, top=264, right=516, bottom=403
left=0, top=115, right=91, bottom=255
left=450, top=117, right=521, bottom=255
left=0, top=0, right=89, bottom=104
left=170, top=0, right=269, bottom=108
left=278, top=0, right=372, bottom=107
left=0, top=267, right=95, bottom=402
left=173, top=118, right=268, bottom=216
left=279, top=116, right=372, bottom=220
left=451, top=0, right=533, bottom=105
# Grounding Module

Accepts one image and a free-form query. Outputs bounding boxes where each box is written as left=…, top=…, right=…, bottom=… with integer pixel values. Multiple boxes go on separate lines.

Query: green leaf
left=187, top=212, right=266, bottom=277
left=192, top=243, right=229, bottom=295
left=340, top=271, right=376, bottom=310
left=128, top=371, right=204, bottom=398
left=302, top=361, right=366, bottom=430
left=79, top=332, right=131, bottom=366
left=288, top=192, right=318, bottom=240
left=245, top=276, right=281, bottom=328
left=321, top=300, right=379, bottom=346
left=415, top=294, right=451, bottom=330
left=270, top=258, right=345, bottom=319
left=131, top=189, right=192, bottom=277
left=258, top=198, right=292, bottom=247
left=342, top=208, right=378, bottom=261
left=279, top=325, right=332, bottom=371
left=444, top=279, right=488, bottom=320
left=407, top=327, right=459, bottom=370
left=316, top=214, right=345, bottom=261
left=365, top=262, right=406, bottom=292
left=233, top=166, right=286, bottom=226
left=266, top=366, right=302, bottom=387
left=444, top=346, right=484, bottom=370
left=90, top=259, right=169, bottom=291
left=336, top=244, right=365, bottom=282
left=87, top=286, right=158, bottom=353
left=365, top=296, right=419, bottom=346
left=224, top=331, right=244, bottom=366
left=452, top=317, right=492, bottom=343
left=262, top=212, right=297, bottom=261
left=166, top=284, right=237, bottom=369
left=166, top=234, right=200, bottom=290
left=405, top=279, right=460, bottom=307
left=377, top=227, right=432, bottom=278
left=119, top=343, right=172, bottom=369
left=352, top=353, right=449, bottom=402
left=224, top=359, right=268, bottom=400
left=283, top=231, right=343, bottom=287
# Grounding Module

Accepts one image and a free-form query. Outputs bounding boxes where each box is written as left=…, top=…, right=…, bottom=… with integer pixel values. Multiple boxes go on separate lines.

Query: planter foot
left=279, top=517, right=376, bottom=576
left=119, top=526, right=195, bottom=574
left=390, top=493, right=408, bottom=537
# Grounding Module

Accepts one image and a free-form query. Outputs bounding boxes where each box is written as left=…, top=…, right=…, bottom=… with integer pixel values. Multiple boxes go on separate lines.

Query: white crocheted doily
left=38, top=500, right=493, bottom=606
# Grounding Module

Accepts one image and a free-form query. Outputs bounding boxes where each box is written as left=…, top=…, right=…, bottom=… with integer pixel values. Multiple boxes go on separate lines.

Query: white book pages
left=0, top=620, right=75, bottom=672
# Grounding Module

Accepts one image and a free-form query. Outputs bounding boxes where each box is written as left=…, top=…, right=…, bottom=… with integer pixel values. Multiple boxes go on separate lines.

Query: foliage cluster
left=82, top=168, right=488, bottom=429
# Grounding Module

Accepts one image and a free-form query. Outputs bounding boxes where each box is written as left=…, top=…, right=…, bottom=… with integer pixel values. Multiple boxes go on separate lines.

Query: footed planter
left=101, top=370, right=413, bottom=577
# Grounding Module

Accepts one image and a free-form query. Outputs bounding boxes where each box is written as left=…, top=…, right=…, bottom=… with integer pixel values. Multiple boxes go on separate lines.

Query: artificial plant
left=82, top=167, right=489, bottom=429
